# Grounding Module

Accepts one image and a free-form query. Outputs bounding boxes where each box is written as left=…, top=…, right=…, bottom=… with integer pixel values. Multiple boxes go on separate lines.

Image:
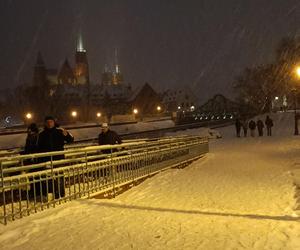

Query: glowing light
left=133, top=108, right=138, bottom=114
left=157, top=106, right=161, bottom=111
left=25, top=113, right=32, bottom=120
left=190, top=105, right=195, bottom=111
left=96, top=112, right=102, bottom=118
left=178, top=106, right=181, bottom=110
left=296, top=66, right=300, bottom=78
left=77, top=34, right=86, bottom=52
left=71, top=111, right=77, bottom=117
left=275, top=96, right=279, bottom=100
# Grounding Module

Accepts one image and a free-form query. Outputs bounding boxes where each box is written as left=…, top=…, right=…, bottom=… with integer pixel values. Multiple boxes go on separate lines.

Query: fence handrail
left=0, top=135, right=209, bottom=225
left=0, top=136, right=206, bottom=164
left=0, top=136, right=208, bottom=181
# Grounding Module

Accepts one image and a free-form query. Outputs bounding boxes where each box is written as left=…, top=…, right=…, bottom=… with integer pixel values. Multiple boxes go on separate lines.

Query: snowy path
left=1, top=121, right=300, bottom=249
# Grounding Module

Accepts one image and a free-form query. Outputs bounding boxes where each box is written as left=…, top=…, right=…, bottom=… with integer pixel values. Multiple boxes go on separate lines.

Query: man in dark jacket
left=35, top=116, right=74, bottom=199
left=98, top=123, right=122, bottom=177
left=38, top=116, right=74, bottom=160
left=235, top=118, right=241, bottom=137
left=98, top=123, right=122, bottom=154
left=265, top=115, right=273, bottom=136
left=257, top=119, right=264, bottom=137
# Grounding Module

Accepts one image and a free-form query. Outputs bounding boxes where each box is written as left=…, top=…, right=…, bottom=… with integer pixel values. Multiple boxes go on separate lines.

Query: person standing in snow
left=98, top=122, right=122, bottom=177
left=241, top=119, right=248, bottom=137
left=248, top=120, right=256, bottom=137
left=98, top=123, right=122, bottom=153
left=265, top=116, right=273, bottom=136
left=235, top=118, right=242, bottom=137
left=35, top=116, right=74, bottom=199
left=256, top=119, right=264, bottom=137
left=24, top=123, right=39, bottom=155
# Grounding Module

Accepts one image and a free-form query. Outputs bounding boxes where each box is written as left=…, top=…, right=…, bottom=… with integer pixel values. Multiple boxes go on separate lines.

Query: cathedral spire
left=114, top=48, right=120, bottom=73
left=77, top=33, right=86, bottom=52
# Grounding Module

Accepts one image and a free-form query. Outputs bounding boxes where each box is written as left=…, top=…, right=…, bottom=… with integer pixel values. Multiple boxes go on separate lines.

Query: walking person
left=249, top=120, right=256, bottom=137
left=36, top=116, right=74, bottom=199
left=241, top=119, right=248, bottom=137
left=257, top=119, right=264, bottom=137
left=235, top=118, right=242, bottom=137
left=265, top=115, right=273, bottom=136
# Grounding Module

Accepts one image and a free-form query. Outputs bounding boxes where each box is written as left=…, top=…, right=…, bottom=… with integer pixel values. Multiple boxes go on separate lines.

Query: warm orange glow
left=157, top=106, right=161, bottom=111
left=71, top=111, right=77, bottom=117
left=25, top=113, right=32, bottom=119
left=96, top=112, right=102, bottom=118
left=296, top=66, right=300, bottom=78
left=133, top=108, right=138, bottom=114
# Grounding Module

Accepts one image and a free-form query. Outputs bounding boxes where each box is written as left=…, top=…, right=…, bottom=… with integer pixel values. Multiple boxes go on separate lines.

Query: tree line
left=233, top=36, right=300, bottom=113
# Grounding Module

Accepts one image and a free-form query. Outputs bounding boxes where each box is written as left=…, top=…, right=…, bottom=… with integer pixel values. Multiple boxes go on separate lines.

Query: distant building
left=33, top=36, right=89, bottom=86
left=130, top=82, right=162, bottom=114
left=162, top=87, right=198, bottom=112
left=30, top=38, right=134, bottom=121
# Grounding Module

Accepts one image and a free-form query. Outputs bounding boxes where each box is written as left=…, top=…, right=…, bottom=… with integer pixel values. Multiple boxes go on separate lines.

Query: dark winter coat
left=235, top=119, right=242, bottom=129
left=265, top=117, right=273, bottom=128
left=24, top=133, right=39, bottom=154
left=37, top=127, right=74, bottom=162
left=249, top=120, right=256, bottom=130
left=98, top=129, right=122, bottom=153
left=257, top=120, right=264, bottom=130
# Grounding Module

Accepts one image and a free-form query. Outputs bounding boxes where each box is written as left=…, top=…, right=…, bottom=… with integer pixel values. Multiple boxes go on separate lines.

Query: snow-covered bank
left=1, top=112, right=300, bottom=249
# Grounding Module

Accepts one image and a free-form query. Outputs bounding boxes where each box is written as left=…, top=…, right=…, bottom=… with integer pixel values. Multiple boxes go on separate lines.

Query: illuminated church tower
left=75, top=34, right=89, bottom=85
left=112, top=48, right=123, bottom=85
left=101, top=49, right=124, bottom=86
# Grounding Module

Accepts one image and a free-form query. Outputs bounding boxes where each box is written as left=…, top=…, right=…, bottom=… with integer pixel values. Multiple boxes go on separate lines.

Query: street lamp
left=133, top=108, right=138, bottom=115
left=296, top=66, right=300, bottom=78
left=71, top=110, right=78, bottom=124
left=96, top=112, right=102, bottom=118
left=293, top=66, right=300, bottom=135
left=25, top=112, right=32, bottom=120
left=157, top=105, right=161, bottom=112
left=71, top=111, right=77, bottom=118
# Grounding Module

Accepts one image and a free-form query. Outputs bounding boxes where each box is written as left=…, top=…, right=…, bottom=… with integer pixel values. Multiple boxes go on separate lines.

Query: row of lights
left=25, top=111, right=102, bottom=120
left=25, top=106, right=163, bottom=120
left=195, top=115, right=234, bottom=121
left=178, top=105, right=195, bottom=111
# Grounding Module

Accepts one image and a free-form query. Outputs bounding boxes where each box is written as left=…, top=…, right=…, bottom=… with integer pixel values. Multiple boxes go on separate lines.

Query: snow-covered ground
left=1, top=112, right=300, bottom=249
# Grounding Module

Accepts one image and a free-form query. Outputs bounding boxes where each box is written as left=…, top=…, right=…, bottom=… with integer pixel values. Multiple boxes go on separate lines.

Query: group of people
left=235, top=116, right=273, bottom=138
left=23, top=116, right=122, bottom=199
left=24, top=117, right=122, bottom=157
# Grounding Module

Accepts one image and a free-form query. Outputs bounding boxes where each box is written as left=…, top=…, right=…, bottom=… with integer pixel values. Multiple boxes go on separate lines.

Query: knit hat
left=44, top=115, right=55, bottom=122
left=28, top=123, right=39, bottom=133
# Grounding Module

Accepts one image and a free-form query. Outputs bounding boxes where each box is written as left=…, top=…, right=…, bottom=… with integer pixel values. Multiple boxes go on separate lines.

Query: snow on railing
left=0, top=136, right=209, bottom=225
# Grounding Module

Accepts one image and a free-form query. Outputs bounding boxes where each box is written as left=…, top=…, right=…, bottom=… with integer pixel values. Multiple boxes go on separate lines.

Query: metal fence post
left=0, top=160, right=7, bottom=225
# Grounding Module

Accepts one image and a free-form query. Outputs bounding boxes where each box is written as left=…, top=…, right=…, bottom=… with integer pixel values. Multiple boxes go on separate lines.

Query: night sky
left=0, top=0, right=299, bottom=101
